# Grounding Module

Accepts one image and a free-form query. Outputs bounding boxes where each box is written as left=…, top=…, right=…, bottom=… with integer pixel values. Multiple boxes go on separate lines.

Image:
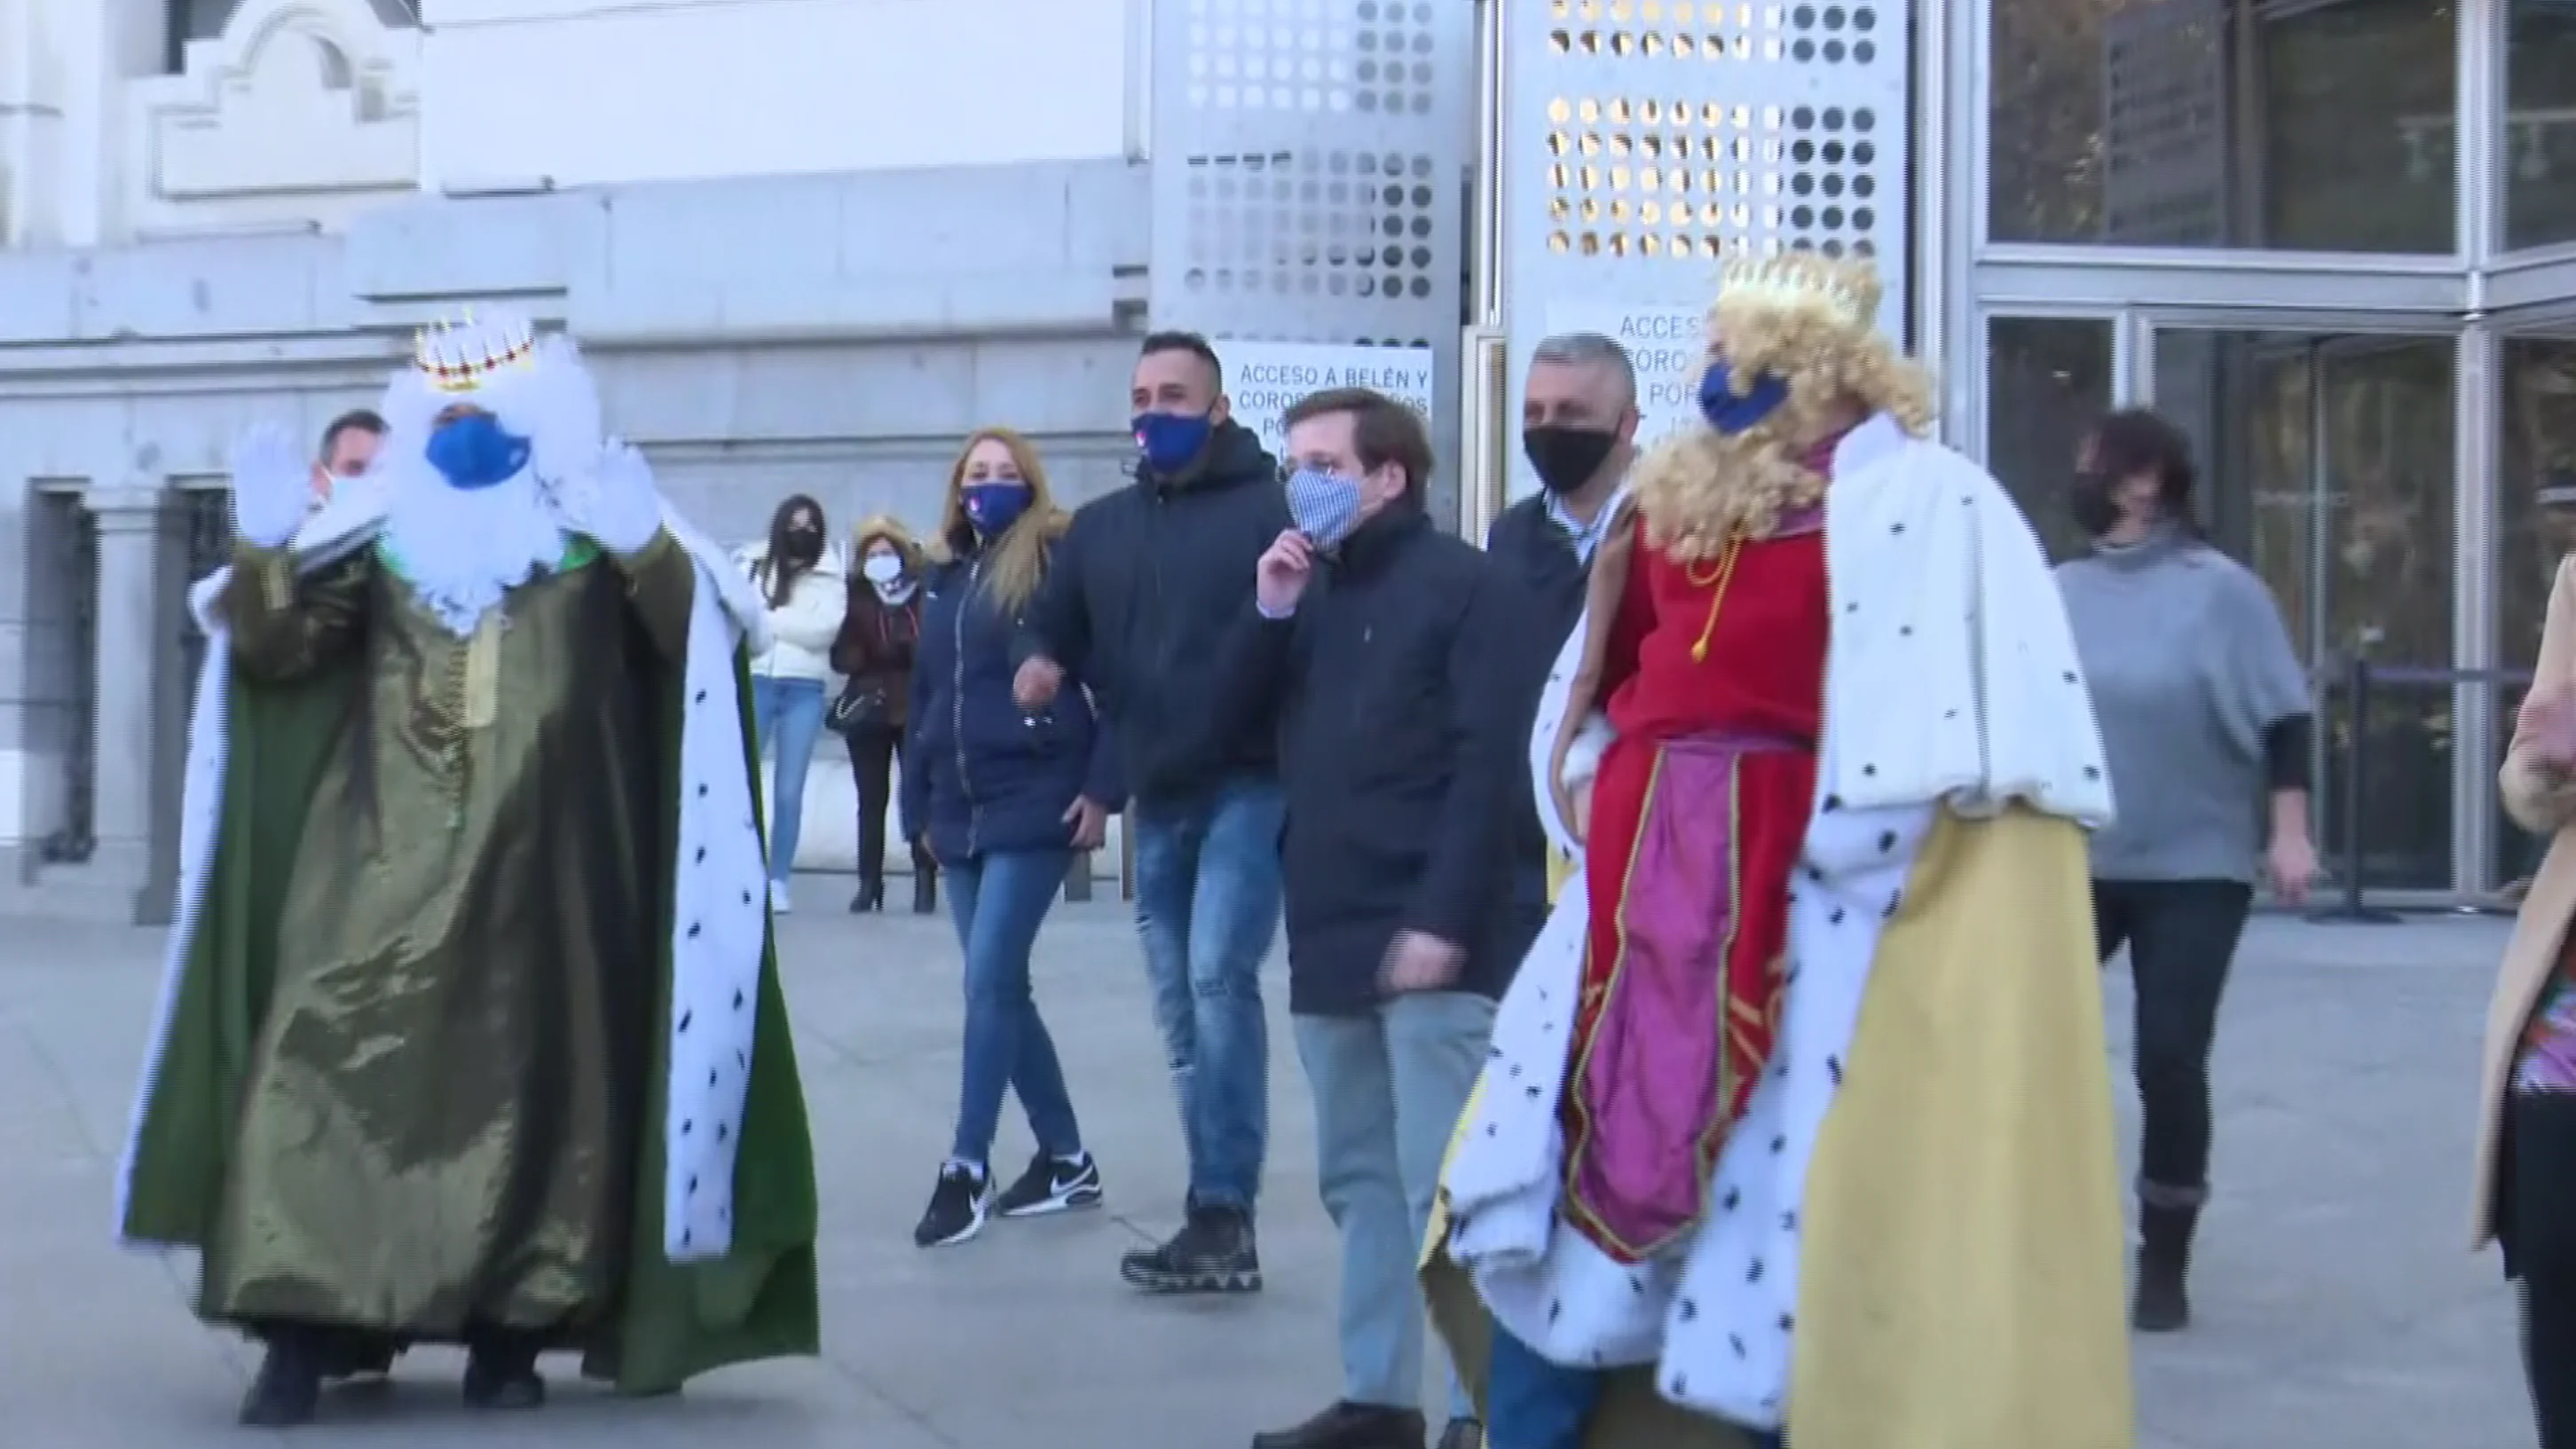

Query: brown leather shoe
left=1249, top=1400, right=1427, bottom=1449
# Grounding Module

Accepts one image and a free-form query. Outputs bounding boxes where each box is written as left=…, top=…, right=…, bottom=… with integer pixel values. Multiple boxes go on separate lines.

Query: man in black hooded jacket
left=1013, top=331, right=1291, bottom=1293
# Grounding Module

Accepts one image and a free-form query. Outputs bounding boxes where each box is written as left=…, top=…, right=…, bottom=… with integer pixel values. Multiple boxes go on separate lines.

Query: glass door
left=2497, top=326, right=2576, bottom=891
left=1983, top=313, right=2118, bottom=561
left=2144, top=323, right=2461, bottom=894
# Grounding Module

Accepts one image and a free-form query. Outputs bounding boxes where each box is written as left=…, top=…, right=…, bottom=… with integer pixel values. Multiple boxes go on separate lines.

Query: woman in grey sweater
left=2055, top=407, right=2320, bottom=1335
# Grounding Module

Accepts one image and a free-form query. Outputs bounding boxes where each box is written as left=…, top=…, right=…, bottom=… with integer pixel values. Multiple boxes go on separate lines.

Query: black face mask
left=1523, top=426, right=1619, bottom=495
left=783, top=526, right=823, bottom=562
left=2068, top=471, right=2123, bottom=539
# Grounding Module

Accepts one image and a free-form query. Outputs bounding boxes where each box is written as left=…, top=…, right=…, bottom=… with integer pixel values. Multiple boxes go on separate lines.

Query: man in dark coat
left=1217, top=386, right=1522, bottom=1449
left=1012, top=333, right=1291, bottom=1293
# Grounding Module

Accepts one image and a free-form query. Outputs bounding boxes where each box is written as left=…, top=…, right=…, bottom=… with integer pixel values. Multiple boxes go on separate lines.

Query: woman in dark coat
left=831, top=515, right=934, bottom=913
left=901, top=426, right=1123, bottom=1250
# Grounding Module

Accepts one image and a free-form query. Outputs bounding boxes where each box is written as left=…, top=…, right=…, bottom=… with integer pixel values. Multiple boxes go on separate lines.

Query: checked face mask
left=1284, top=466, right=1367, bottom=553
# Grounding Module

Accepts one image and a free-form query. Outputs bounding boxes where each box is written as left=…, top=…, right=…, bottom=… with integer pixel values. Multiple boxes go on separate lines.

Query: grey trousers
left=1294, top=991, right=1497, bottom=1421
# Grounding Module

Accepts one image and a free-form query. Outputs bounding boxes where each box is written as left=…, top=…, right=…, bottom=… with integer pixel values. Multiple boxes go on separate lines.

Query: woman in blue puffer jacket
left=901, top=425, right=1124, bottom=1250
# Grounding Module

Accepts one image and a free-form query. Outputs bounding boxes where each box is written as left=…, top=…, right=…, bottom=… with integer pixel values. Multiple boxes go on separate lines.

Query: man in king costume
left=1421, top=253, right=2136, bottom=1449
left=115, top=309, right=822, bottom=1428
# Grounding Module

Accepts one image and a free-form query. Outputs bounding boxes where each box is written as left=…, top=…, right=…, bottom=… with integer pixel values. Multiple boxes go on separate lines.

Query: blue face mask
left=1285, top=466, right=1367, bottom=552
left=424, top=412, right=533, bottom=491
left=1698, top=361, right=1792, bottom=437
left=961, top=483, right=1030, bottom=537
left=1133, top=410, right=1214, bottom=476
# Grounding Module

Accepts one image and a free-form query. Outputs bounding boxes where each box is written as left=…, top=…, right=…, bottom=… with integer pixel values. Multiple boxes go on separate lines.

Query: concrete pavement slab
left=0, top=900, right=2541, bottom=1446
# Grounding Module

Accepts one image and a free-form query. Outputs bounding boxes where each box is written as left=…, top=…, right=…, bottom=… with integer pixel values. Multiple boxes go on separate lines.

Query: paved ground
left=0, top=890, right=2542, bottom=1447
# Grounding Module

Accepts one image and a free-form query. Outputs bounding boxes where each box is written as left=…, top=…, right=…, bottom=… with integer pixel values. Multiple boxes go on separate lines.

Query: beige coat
left=2478, top=554, right=2576, bottom=1246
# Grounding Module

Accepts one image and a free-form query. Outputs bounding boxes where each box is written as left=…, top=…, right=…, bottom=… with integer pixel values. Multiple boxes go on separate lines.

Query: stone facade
left=0, top=0, right=1156, bottom=920
left=0, top=0, right=1538, bottom=921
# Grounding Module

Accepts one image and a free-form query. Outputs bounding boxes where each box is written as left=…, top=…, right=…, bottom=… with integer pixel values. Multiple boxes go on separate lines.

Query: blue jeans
left=750, top=676, right=827, bottom=886
left=1295, top=992, right=1494, bottom=1423
left=945, top=849, right=1083, bottom=1165
left=1130, top=776, right=1283, bottom=1212
left=1488, top=1331, right=1787, bottom=1449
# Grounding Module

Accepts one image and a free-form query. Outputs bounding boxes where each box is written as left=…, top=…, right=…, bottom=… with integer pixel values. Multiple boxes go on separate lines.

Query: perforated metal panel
left=1147, top=0, right=1474, bottom=511
left=1500, top=0, right=1913, bottom=494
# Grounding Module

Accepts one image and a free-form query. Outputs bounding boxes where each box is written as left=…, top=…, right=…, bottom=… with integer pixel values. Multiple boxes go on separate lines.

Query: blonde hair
left=937, top=427, right=1069, bottom=614
left=1628, top=253, right=1936, bottom=561
left=850, top=513, right=926, bottom=572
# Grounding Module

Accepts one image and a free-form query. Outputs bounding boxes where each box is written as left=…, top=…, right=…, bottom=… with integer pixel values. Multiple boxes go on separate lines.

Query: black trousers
left=845, top=724, right=908, bottom=884
left=2526, top=1278, right=2576, bottom=1449
left=2509, top=1091, right=2576, bottom=1448
left=2092, top=878, right=2253, bottom=1198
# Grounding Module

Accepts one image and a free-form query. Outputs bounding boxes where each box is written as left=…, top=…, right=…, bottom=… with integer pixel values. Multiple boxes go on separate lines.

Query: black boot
left=912, top=855, right=938, bottom=915
left=1250, top=1400, right=1427, bottom=1449
left=461, top=1328, right=546, bottom=1411
left=849, top=872, right=884, bottom=913
left=239, top=1328, right=326, bottom=1428
left=1121, top=1201, right=1261, bottom=1294
left=2132, top=1200, right=2200, bottom=1332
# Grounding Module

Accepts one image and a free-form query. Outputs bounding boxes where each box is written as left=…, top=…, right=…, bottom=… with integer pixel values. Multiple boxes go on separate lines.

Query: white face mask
left=862, top=554, right=903, bottom=584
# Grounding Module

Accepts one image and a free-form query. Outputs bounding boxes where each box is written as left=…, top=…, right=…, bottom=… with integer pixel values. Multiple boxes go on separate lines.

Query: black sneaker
left=912, top=1162, right=993, bottom=1248
left=1119, top=1202, right=1261, bottom=1293
left=997, top=1150, right=1104, bottom=1217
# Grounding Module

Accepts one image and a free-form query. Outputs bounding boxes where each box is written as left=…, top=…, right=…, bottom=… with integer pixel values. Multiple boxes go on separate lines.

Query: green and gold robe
left=117, top=493, right=819, bottom=1392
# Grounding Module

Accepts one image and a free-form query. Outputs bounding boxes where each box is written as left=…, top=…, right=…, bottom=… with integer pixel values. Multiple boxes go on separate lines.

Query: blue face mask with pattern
left=424, top=412, right=533, bottom=491
left=1285, top=467, right=1367, bottom=552
left=961, top=483, right=1030, bottom=537
left=1698, top=360, right=1792, bottom=437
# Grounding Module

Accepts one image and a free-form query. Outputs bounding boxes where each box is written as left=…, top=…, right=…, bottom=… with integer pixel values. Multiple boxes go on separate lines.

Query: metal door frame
left=2131, top=311, right=2485, bottom=900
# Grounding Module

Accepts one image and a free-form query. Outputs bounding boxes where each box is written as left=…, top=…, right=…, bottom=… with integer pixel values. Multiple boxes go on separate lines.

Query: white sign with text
left=1222, top=341, right=1437, bottom=461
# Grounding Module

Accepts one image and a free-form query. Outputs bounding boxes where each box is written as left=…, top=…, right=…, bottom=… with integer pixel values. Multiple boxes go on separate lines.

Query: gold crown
left=413, top=307, right=539, bottom=394
left=1715, top=251, right=1876, bottom=329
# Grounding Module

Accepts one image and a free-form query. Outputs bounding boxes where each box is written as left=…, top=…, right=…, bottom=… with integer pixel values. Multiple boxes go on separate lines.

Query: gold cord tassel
left=461, top=613, right=506, bottom=730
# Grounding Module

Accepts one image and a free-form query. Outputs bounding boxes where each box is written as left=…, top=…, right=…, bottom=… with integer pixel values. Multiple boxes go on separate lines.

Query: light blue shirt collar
left=1546, top=484, right=1627, bottom=565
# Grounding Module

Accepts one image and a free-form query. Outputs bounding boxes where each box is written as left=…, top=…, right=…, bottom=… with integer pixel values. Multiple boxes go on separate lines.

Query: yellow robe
left=1423, top=807, right=2132, bottom=1449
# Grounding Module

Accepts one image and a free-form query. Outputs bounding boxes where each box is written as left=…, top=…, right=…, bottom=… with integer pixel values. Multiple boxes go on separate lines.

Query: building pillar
left=26, top=0, right=170, bottom=247
left=82, top=483, right=187, bottom=926
left=0, top=0, right=60, bottom=247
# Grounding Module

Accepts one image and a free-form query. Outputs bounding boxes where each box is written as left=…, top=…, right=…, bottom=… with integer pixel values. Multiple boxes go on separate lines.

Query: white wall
left=419, top=0, right=1134, bottom=191
left=19, top=0, right=1139, bottom=248
left=124, top=0, right=421, bottom=239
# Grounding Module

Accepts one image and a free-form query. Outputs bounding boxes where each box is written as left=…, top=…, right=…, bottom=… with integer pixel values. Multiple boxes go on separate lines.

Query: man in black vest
left=1483, top=333, right=1641, bottom=919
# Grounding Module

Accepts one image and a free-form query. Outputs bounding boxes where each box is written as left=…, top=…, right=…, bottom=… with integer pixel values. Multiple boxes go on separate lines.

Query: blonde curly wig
left=1629, top=252, right=1937, bottom=561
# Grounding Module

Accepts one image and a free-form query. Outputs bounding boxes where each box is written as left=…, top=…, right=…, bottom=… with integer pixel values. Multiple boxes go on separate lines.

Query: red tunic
left=1559, top=508, right=1829, bottom=1262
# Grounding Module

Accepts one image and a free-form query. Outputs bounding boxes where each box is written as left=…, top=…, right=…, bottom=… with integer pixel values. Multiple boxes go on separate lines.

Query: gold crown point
left=409, top=307, right=540, bottom=394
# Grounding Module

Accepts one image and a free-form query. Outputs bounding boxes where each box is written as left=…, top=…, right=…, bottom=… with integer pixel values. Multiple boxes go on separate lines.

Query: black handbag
left=828, top=681, right=894, bottom=736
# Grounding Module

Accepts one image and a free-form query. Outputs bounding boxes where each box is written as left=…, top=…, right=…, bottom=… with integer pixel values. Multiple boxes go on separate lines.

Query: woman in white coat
left=737, top=493, right=847, bottom=913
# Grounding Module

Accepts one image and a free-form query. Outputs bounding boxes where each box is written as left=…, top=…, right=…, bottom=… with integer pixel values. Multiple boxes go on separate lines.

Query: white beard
left=380, top=472, right=569, bottom=636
